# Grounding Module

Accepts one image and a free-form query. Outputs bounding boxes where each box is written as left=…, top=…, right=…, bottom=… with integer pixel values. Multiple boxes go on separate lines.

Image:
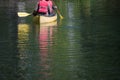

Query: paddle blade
left=17, top=12, right=31, bottom=17
left=60, top=15, right=64, bottom=19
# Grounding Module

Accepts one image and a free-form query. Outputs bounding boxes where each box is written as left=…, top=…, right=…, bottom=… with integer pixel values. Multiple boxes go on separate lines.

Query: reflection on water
left=17, top=22, right=40, bottom=80
left=38, top=21, right=57, bottom=80
left=18, top=24, right=30, bottom=59
left=17, top=23, right=31, bottom=80
left=17, top=20, right=58, bottom=80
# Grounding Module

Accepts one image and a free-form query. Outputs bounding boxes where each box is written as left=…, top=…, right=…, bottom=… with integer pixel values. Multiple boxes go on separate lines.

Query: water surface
left=0, top=0, right=120, bottom=80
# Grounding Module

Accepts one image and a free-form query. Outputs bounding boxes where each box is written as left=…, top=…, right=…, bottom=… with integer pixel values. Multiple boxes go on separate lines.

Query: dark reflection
left=0, top=0, right=18, bottom=80
left=52, top=0, right=120, bottom=80
left=38, top=21, right=57, bottom=80
left=77, top=0, right=120, bottom=80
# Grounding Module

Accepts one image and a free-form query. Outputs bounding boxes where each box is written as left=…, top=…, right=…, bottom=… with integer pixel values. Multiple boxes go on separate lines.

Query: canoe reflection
left=39, top=21, right=57, bottom=79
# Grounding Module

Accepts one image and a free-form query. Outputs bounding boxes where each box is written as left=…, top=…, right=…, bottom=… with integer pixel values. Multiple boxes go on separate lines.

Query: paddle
left=51, top=0, right=64, bottom=19
left=17, top=12, right=31, bottom=17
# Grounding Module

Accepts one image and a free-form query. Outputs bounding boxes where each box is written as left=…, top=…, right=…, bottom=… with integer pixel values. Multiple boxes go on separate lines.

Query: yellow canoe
left=33, top=14, right=57, bottom=24
left=40, top=14, right=57, bottom=23
left=40, top=20, right=57, bottom=27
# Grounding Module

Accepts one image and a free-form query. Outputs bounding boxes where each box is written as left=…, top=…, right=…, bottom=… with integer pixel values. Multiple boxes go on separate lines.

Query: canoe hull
left=40, top=20, right=57, bottom=27
left=40, top=14, right=57, bottom=23
left=33, top=14, right=57, bottom=24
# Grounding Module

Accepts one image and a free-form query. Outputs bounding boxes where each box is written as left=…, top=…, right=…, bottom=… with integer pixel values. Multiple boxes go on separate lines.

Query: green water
left=0, top=0, right=120, bottom=80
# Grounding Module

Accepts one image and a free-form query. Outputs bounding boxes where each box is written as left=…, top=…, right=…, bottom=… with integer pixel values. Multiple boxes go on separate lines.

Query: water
left=0, top=0, right=120, bottom=80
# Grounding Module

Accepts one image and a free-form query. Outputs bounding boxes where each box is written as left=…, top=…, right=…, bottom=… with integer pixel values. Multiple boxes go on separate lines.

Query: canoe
left=40, top=14, right=57, bottom=23
left=33, top=14, right=57, bottom=24
left=40, top=20, right=57, bottom=27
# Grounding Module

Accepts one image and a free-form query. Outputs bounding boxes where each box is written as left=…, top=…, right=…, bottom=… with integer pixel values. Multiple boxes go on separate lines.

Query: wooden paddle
left=51, top=0, right=64, bottom=19
left=17, top=12, right=31, bottom=17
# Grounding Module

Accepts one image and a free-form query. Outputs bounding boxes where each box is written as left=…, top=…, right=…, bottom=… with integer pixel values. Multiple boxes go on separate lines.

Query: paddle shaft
left=51, top=0, right=63, bottom=19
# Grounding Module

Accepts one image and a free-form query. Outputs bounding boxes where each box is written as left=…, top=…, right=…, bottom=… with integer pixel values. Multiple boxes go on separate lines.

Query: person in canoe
left=33, top=0, right=57, bottom=16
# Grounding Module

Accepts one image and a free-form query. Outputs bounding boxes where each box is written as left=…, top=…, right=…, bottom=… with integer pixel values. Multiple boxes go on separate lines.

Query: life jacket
left=38, top=0, right=48, bottom=13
